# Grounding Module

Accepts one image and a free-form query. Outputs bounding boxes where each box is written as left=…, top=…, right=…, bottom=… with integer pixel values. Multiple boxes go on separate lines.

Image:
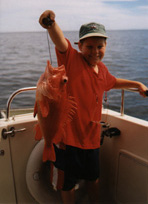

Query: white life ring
left=26, top=139, right=61, bottom=203
left=26, top=139, right=86, bottom=203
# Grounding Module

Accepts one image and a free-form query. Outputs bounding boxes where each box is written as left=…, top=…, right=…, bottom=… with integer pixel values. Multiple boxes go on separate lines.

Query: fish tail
left=43, top=144, right=56, bottom=162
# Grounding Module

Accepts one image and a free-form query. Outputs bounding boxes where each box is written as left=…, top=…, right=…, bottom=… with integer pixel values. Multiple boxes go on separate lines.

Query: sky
left=0, top=0, right=148, bottom=32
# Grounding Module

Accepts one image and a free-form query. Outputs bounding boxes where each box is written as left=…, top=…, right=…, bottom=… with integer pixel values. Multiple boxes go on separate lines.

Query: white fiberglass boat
left=0, top=87, right=148, bottom=204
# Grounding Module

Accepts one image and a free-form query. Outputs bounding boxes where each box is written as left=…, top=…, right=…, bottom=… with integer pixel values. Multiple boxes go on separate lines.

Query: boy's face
left=78, top=37, right=106, bottom=67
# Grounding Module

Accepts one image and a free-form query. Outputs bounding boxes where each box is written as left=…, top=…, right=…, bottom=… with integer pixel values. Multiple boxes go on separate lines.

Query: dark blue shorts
left=53, top=145, right=100, bottom=191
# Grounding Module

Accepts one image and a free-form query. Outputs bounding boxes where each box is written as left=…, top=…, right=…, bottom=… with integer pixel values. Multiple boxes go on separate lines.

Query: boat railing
left=5, top=87, right=145, bottom=120
left=6, top=87, right=36, bottom=120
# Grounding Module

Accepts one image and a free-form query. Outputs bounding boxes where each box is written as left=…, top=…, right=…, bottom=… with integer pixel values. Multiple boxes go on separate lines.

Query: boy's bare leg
left=86, top=179, right=99, bottom=203
left=61, top=188, right=75, bottom=204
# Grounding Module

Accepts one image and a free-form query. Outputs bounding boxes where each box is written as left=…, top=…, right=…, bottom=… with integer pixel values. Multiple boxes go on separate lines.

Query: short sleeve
left=105, top=68, right=116, bottom=91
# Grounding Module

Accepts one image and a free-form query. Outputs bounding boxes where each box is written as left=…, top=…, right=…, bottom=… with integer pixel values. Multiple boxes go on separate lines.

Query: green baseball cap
left=75, top=22, right=108, bottom=44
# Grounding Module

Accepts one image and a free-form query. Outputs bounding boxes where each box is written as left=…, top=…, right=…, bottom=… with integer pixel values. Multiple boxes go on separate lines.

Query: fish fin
left=39, top=98, right=50, bottom=118
left=46, top=60, right=54, bottom=75
left=33, top=102, right=37, bottom=117
left=34, top=123, right=42, bottom=140
left=65, top=96, right=77, bottom=125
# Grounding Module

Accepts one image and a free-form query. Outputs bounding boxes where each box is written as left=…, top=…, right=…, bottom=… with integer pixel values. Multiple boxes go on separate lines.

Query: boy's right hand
left=39, top=10, right=55, bottom=29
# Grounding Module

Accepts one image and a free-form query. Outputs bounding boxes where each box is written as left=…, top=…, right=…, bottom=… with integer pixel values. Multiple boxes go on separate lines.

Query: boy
left=39, top=10, right=147, bottom=204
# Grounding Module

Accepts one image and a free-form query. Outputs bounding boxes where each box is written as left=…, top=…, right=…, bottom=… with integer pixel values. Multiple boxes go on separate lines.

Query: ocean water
left=0, top=30, right=148, bottom=120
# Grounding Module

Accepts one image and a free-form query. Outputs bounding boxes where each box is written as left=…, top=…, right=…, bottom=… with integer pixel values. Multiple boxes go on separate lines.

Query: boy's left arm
left=113, top=78, right=148, bottom=97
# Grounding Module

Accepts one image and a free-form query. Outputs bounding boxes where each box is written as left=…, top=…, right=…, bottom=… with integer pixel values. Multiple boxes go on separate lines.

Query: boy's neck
left=93, top=65, right=99, bottom=74
left=83, top=56, right=99, bottom=74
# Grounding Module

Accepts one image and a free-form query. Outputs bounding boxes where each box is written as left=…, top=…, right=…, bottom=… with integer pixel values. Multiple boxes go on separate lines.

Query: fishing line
left=42, top=16, right=54, bottom=64
left=103, top=91, right=109, bottom=123
left=46, top=30, right=52, bottom=65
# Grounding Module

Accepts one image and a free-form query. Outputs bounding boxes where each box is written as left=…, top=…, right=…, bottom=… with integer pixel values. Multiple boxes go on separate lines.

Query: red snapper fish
left=34, top=60, right=77, bottom=162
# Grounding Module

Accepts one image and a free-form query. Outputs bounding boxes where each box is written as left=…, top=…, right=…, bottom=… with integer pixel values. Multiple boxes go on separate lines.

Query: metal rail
left=6, top=87, right=36, bottom=120
left=5, top=87, right=145, bottom=120
left=120, top=88, right=148, bottom=116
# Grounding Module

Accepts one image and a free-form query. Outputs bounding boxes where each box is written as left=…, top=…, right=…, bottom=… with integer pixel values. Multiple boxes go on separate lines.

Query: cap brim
left=74, top=33, right=108, bottom=44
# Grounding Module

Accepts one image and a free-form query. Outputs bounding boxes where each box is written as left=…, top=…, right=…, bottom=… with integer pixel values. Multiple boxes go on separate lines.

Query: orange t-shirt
left=56, top=39, right=116, bottom=149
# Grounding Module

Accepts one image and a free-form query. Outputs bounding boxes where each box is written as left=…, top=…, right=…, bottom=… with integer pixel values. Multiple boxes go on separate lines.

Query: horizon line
left=0, top=28, right=148, bottom=34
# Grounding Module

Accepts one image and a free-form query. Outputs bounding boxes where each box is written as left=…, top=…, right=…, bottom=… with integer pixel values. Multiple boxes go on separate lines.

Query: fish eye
left=63, top=78, right=68, bottom=83
left=62, top=76, right=68, bottom=83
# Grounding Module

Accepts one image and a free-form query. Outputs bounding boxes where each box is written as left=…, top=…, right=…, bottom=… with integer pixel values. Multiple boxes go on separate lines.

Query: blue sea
left=0, top=30, right=148, bottom=120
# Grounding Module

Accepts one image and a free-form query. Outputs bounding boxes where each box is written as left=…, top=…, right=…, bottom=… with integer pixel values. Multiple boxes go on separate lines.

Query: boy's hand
left=138, top=83, right=148, bottom=98
left=39, top=10, right=55, bottom=29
